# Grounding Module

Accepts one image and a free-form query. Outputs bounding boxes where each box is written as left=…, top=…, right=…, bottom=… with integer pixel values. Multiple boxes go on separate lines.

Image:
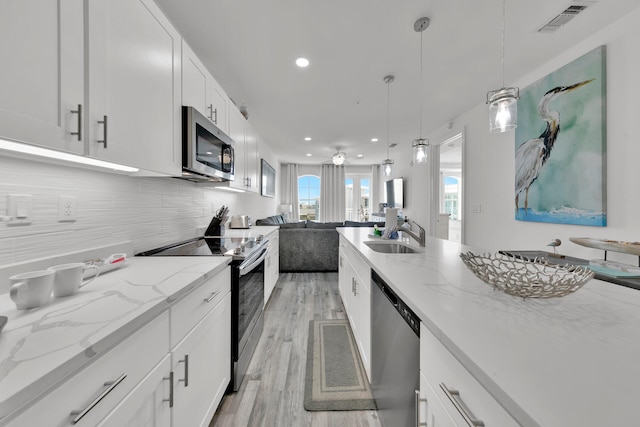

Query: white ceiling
left=155, top=0, right=639, bottom=166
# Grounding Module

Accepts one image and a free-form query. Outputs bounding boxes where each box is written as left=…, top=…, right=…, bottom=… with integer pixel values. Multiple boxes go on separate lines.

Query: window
left=345, top=174, right=370, bottom=221
left=298, top=175, right=320, bottom=220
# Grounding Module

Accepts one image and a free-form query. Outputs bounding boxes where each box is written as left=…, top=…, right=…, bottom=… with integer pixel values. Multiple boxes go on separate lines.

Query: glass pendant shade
left=487, top=87, right=519, bottom=133
left=382, top=159, right=393, bottom=176
left=412, top=138, right=429, bottom=164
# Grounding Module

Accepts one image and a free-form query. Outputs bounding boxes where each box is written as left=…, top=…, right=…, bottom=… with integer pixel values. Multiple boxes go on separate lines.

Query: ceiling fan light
left=412, top=138, right=429, bottom=164
left=332, top=151, right=346, bottom=165
left=382, top=158, right=394, bottom=176
left=487, top=87, right=519, bottom=133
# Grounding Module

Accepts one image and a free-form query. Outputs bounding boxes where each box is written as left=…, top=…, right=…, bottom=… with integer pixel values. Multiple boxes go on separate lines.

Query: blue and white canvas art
left=515, top=45, right=606, bottom=226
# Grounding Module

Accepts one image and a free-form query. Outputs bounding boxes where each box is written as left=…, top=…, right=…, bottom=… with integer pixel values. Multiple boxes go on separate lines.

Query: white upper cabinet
left=245, top=122, right=259, bottom=193
left=0, top=0, right=85, bottom=154
left=182, top=41, right=229, bottom=134
left=227, top=105, right=248, bottom=191
left=86, top=0, right=181, bottom=175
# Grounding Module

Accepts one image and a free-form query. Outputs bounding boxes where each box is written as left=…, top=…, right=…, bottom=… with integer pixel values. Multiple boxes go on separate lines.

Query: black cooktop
left=137, top=237, right=241, bottom=257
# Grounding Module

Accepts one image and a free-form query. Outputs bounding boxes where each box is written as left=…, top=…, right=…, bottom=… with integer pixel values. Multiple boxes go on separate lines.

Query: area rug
left=304, top=319, right=377, bottom=411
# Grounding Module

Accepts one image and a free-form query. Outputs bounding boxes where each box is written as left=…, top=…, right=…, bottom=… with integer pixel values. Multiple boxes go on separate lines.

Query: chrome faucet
left=402, top=221, right=426, bottom=247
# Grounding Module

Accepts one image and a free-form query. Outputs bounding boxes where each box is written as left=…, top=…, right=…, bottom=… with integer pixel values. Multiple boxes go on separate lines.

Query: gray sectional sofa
left=255, top=215, right=383, bottom=272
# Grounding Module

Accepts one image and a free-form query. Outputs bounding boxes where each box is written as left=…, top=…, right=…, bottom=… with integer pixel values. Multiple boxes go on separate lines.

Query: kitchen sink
left=364, top=241, right=423, bottom=254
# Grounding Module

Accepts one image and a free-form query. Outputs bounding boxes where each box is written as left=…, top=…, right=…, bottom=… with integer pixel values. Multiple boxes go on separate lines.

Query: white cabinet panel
left=7, top=312, right=169, bottom=427
left=264, top=232, right=279, bottom=306
left=420, top=323, right=519, bottom=427
left=172, top=292, right=231, bottom=427
left=0, top=0, right=85, bottom=154
left=338, top=236, right=371, bottom=380
left=170, top=266, right=230, bottom=348
left=87, top=0, right=181, bottom=175
left=98, top=354, right=171, bottom=427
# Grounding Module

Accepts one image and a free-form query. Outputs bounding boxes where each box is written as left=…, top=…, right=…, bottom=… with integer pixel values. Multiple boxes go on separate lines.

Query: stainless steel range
left=138, top=234, right=269, bottom=392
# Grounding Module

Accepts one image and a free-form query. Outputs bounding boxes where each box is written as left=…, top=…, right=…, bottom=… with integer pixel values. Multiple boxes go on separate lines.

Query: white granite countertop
left=0, top=256, right=230, bottom=421
left=338, top=227, right=640, bottom=427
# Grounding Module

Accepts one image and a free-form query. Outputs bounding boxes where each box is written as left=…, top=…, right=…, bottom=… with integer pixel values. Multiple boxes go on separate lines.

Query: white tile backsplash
left=0, top=155, right=238, bottom=269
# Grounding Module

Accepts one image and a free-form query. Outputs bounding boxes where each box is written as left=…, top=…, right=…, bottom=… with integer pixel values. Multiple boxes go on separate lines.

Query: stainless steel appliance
left=179, top=106, right=235, bottom=182
left=137, top=234, right=269, bottom=392
left=229, top=215, right=251, bottom=229
left=371, top=270, right=420, bottom=427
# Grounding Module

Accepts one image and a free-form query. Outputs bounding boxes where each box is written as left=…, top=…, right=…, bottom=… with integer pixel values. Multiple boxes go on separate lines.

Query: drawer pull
left=70, top=373, right=126, bottom=424
left=204, top=291, right=219, bottom=303
left=178, top=355, right=189, bottom=387
left=439, top=383, right=485, bottom=427
left=163, top=371, right=174, bottom=408
left=70, top=104, right=82, bottom=141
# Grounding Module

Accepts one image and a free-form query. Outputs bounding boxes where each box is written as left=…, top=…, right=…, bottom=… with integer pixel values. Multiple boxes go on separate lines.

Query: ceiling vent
left=537, top=1, right=597, bottom=33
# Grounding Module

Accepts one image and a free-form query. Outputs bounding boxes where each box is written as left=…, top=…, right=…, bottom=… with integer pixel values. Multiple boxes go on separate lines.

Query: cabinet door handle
left=97, top=115, right=108, bottom=148
left=439, top=383, right=484, bottom=427
left=178, top=355, right=189, bottom=387
left=207, top=104, right=213, bottom=121
left=415, top=389, right=427, bottom=427
left=213, top=107, right=218, bottom=124
left=163, top=371, right=174, bottom=408
left=70, top=104, right=82, bottom=141
left=339, top=256, right=343, bottom=268
left=204, top=291, right=219, bottom=303
left=70, top=373, right=126, bottom=424
left=353, top=278, right=358, bottom=296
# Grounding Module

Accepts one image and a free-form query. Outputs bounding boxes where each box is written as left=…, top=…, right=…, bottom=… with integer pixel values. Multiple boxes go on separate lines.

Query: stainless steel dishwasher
left=371, top=270, right=420, bottom=427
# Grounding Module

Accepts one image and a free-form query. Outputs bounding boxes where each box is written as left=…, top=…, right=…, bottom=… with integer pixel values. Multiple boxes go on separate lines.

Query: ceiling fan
left=319, top=147, right=349, bottom=165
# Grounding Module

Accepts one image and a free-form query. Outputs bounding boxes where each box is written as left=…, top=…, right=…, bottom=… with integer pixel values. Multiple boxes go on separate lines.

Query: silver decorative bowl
left=459, top=251, right=594, bottom=298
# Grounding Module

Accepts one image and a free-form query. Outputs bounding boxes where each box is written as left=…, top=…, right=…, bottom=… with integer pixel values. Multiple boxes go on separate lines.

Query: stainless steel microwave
left=180, top=106, right=235, bottom=182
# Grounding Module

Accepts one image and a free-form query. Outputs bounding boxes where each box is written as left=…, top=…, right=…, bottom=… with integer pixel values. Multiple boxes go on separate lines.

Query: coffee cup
left=48, top=263, right=100, bottom=298
left=10, top=270, right=55, bottom=310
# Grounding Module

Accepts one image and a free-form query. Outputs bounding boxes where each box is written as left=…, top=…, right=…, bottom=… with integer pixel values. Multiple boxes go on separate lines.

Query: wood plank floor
left=210, top=272, right=382, bottom=427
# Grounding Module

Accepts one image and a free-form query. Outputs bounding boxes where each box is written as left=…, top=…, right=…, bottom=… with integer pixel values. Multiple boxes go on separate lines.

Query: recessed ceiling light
left=304, top=137, right=311, bottom=141
left=357, top=154, right=364, bottom=158
left=306, top=153, right=312, bottom=157
left=296, top=57, right=309, bottom=68
left=371, top=138, right=379, bottom=142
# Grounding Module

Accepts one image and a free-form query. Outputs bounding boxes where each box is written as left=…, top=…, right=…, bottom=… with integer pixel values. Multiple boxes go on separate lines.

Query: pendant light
left=382, top=75, right=394, bottom=177
left=486, top=0, right=519, bottom=132
left=412, top=17, right=430, bottom=164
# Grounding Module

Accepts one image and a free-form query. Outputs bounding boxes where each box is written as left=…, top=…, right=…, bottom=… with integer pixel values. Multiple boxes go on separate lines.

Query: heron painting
left=514, top=46, right=606, bottom=226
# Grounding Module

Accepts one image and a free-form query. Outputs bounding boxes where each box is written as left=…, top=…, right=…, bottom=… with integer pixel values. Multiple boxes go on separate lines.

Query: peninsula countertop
left=338, top=227, right=640, bottom=427
left=0, top=256, right=231, bottom=422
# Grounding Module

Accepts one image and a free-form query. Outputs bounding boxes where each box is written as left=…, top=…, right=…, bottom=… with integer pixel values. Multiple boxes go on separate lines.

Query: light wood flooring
left=210, top=272, right=381, bottom=427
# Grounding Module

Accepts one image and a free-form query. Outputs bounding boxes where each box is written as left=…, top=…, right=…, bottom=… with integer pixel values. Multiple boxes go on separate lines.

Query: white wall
left=0, top=155, right=238, bottom=267
left=236, top=138, right=281, bottom=221
left=399, top=8, right=640, bottom=264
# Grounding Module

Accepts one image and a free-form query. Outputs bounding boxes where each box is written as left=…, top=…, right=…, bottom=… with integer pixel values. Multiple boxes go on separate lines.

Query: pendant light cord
left=386, top=78, right=390, bottom=157
left=419, top=29, right=424, bottom=140
left=501, top=0, right=506, bottom=88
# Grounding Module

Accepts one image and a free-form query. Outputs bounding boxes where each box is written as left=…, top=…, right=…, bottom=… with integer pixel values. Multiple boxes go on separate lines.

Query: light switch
left=7, top=194, right=32, bottom=225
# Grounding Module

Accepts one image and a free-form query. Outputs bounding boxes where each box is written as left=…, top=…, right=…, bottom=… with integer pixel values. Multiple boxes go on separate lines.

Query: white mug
left=10, top=270, right=56, bottom=310
left=48, top=263, right=100, bottom=298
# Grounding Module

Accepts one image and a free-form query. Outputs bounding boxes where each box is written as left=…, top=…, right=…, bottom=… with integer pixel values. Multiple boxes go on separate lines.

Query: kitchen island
left=338, top=227, right=640, bottom=427
left=0, top=256, right=230, bottom=424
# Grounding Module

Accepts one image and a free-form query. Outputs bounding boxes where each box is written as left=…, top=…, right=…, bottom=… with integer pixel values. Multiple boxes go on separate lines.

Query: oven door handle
left=238, top=246, right=269, bottom=276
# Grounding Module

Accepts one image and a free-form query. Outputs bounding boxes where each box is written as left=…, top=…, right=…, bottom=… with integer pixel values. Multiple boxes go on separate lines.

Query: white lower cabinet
left=171, top=292, right=231, bottom=427
left=338, top=236, right=371, bottom=380
left=98, top=354, right=172, bottom=427
left=6, top=311, right=170, bottom=427
left=419, top=323, right=519, bottom=427
left=264, top=231, right=279, bottom=305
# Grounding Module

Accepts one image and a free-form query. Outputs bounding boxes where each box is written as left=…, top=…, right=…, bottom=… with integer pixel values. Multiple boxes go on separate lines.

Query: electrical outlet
left=58, top=196, right=77, bottom=222
left=471, top=204, right=481, bottom=214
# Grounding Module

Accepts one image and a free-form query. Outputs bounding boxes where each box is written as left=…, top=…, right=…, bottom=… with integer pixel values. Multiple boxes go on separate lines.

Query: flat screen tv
left=385, top=177, right=404, bottom=209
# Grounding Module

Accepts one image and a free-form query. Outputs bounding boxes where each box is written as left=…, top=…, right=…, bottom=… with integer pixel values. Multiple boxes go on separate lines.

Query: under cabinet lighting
left=0, top=138, right=139, bottom=172
left=216, top=186, right=246, bottom=193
